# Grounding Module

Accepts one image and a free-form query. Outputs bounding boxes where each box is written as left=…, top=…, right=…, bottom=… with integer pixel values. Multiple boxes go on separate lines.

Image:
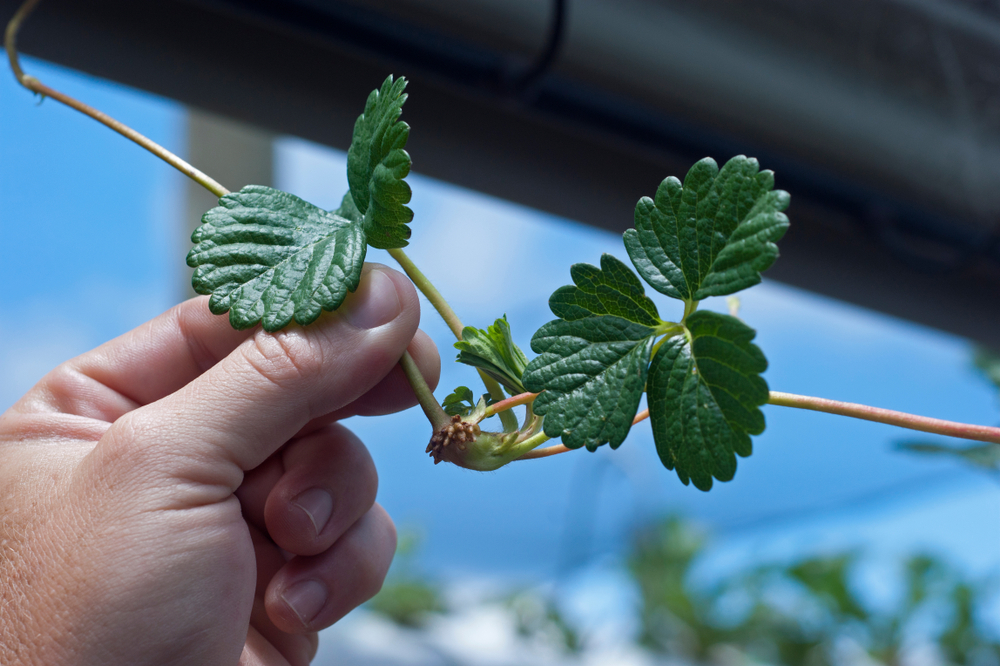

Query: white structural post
left=184, top=109, right=273, bottom=298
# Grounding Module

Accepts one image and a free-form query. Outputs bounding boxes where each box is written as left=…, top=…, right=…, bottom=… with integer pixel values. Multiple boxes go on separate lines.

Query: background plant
left=364, top=515, right=1000, bottom=666
left=898, top=349, right=1000, bottom=481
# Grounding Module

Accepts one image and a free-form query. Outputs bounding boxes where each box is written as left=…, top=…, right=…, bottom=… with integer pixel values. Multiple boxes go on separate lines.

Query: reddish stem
left=516, top=407, right=651, bottom=460
left=768, top=391, right=1000, bottom=444
left=485, top=392, right=538, bottom=417
left=518, top=443, right=571, bottom=460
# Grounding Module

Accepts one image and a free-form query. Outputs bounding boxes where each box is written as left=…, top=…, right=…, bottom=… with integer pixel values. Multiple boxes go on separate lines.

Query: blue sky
left=2, top=56, right=997, bottom=602
left=0, top=56, right=184, bottom=410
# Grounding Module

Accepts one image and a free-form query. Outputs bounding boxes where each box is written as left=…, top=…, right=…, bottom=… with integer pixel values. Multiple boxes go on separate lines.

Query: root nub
left=426, top=415, right=482, bottom=464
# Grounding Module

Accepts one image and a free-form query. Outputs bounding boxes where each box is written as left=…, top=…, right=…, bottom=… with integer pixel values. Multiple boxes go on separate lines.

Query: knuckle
left=97, top=410, right=159, bottom=473
left=41, top=365, right=93, bottom=415
left=242, top=330, right=326, bottom=388
left=41, top=363, right=76, bottom=398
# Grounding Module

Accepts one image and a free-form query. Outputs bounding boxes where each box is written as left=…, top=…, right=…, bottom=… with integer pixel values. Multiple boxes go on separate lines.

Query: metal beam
left=5, top=0, right=1000, bottom=347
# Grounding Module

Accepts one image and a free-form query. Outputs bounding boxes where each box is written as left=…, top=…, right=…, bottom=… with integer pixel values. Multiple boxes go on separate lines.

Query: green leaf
left=441, top=387, right=493, bottom=421
left=549, top=253, right=661, bottom=327
left=648, top=310, right=769, bottom=490
left=455, top=316, right=529, bottom=395
left=334, top=190, right=362, bottom=224
left=442, top=386, right=476, bottom=417
left=624, top=155, right=789, bottom=301
left=347, top=75, right=413, bottom=249
left=188, top=185, right=367, bottom=331
left=523, top=316, right=656, bottom=451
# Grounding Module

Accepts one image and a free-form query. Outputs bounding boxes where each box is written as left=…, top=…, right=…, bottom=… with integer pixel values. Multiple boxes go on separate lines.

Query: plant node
left=427, top=415, right=482, bottom=464
left=426, top=416, right=535, bottom=471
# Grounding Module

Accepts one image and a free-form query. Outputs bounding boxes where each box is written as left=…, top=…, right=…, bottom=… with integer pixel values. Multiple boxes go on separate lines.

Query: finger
left=248, top=599, right=318, bottom=666
left=263, top=424, right=378, bottom=557
left=247, top=522, right=318, bottom=666
left=328, top=328, right=440, bottom=418
left=236, top=334, right=435, bottom=531
left=93, top=266, right=420, bottom=497
left=248, top=502, right=288, bottom=594
left=294, top=331, right=439, bottom=438
left=241, top=625, right=293, bottom=666
left=20, top=262, right=412, bottom=422
left=237, top=454, right=285, bottom=536
left=266, top=504, right=396, bottom=634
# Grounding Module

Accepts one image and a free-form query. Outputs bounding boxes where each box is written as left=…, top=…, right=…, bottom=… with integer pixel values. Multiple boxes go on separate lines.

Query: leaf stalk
left=5, top=0, right=230, bottom=199
left=682, top=299, right=699, bottom=321
left=387, top=247, right=518, bottom=432
left=387, top=247, right=462, bottom=338
left=399, top=350, right=451, bottom=431
left=510, top=431, right=553, bottom=459
left=516, top=406, right=651, bottom=460
left=651, top=325, right=684, bottom=356
left=768, top=391, right=1000, bottom=445
left=485, top=392, right=537, bottom=418
left=516, top=443, right=567, bottom=460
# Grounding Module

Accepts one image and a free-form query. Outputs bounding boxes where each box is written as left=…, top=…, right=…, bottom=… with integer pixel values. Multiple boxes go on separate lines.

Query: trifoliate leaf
left=188, top=185, right=366, bottom=331
left=648, top=310, right=769, bottom=491
left=624, top=155, right=789, bottom=301
left=347, top=75, right=413, bottom=249
left=455, top=316, right=529, bottom=395
left=549, top=254, right=661, bottom=327
left=523, top=316, right=656, bottom=451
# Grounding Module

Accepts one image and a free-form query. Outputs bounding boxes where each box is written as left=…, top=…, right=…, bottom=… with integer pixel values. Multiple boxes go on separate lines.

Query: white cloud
left=0, top=280, right=177, bottom=413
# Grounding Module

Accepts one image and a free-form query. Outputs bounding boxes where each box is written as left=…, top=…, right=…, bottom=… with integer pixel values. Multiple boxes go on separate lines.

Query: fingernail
left=282, top=579, right=327, bottom=625
left=342, top=268, right=401, bottom=329
left=293, top=488, right=333, bottom=535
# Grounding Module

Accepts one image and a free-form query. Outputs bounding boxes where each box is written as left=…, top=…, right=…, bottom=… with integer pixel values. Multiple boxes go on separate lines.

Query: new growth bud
left=426, top=415, right=530, bottom=471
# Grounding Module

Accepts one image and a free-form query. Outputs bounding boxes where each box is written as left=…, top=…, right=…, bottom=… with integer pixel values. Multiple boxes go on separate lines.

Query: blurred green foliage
left=506, top=590, right=583, bottom=655
left=897, top=348, right=1000, bottom=478
left=366, top=531, right=446, bottom=628
left=367, top=580, right=445, bottom=628
left=366, top=520, right=998, bottom=665
left=974, top=348, right=1000, bottom=393
left=897, top=441, right=1000, bottom=476
left=629, top=517, right=999, bottom=666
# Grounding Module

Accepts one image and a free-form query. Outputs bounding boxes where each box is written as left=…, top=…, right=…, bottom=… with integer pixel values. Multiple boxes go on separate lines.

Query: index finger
left=91, top=266, right=424, bottom=491
left=16, top=264, right=424, bottom=423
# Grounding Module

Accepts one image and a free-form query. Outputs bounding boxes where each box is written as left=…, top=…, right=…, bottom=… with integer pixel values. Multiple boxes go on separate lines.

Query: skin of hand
left=0, top=264, right=440, bottom=666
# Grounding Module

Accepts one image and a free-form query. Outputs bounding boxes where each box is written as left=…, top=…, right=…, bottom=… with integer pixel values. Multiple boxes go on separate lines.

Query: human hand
left=0, top=264, right=439, bottom=666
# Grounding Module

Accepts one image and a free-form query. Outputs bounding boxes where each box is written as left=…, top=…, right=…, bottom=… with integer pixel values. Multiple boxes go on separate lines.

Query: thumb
left=88, top=265, right=420, bottom=502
